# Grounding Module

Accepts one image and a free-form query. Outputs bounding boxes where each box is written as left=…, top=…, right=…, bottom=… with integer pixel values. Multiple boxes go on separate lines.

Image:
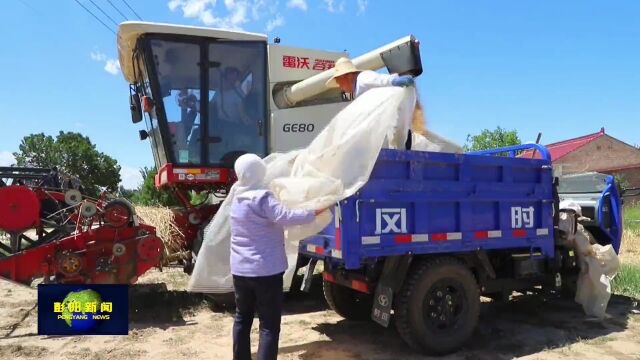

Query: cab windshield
left=146, top=37, right=267, bottom=167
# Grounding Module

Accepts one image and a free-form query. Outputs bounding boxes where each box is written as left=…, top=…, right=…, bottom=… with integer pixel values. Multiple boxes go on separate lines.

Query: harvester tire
left=322, top=281, right=373, bottom=321
left=394, top=257, right=480, bottom=355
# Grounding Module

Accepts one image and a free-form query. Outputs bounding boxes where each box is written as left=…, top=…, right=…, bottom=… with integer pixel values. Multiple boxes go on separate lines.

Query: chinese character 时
left=53, top=302, right=63, bottom=313
left=67, top=300, right=81, bottom=313
left=84, top=301, right=97, bottom=313
left=282, top=55, right=297, bottom=68
left=522, top=206, right=534, bottom=228
left=101, top=302, right=113, bottom=313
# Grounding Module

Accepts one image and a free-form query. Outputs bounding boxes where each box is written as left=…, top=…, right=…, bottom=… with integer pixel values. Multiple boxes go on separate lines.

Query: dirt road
left=0, top=268, right=638, bottom=360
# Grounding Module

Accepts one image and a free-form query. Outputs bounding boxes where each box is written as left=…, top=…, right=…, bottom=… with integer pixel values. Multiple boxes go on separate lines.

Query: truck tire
left=323, top=281, right=373, bottom=321
left=394, top=257, right=480, bottom=355
left=205, top=293, right=236, bottom=308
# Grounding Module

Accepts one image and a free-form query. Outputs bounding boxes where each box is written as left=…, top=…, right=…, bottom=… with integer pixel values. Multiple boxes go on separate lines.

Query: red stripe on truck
left=512, top=229, right=527, bottom=237
left=431, top=233, right=447, bottom=241
left=394, top=234, right=412, bottom=243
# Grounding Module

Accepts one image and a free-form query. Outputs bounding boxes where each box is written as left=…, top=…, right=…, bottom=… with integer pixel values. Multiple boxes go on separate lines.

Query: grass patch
left=624, top=205, right=640, bottom=232
left=612, top=263, right=640, bottom=299
left=582, top=336, right=614, bottom=346
left=621, top=205, right=640, bottom=265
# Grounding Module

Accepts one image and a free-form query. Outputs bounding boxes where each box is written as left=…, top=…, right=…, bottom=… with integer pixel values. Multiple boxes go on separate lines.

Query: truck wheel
left=323, top=281, right=373, bottom=321
left=394, top=257, right=480, bottom=355
left=205, top=293, right=236, bottom=308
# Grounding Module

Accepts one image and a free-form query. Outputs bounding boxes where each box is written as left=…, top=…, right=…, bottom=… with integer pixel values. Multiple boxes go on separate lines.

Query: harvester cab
left=118, top=22, right=421, bottom=191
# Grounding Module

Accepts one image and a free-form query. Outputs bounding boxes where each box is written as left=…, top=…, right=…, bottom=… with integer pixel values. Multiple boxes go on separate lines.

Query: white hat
left=559, top=200, right=582, bottom=216
left=234, top=153, right=266, bottom=191
left=325, top=57, right=360, bottom=88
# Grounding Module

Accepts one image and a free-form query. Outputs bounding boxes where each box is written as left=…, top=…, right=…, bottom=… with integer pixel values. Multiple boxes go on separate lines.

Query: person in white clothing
left=326, top=57, right=416, bottom=149
left=325, top=57, right=415, bottom=98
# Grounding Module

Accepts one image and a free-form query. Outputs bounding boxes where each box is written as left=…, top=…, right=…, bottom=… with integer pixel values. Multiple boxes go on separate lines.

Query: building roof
left=520, top=128, right=606, bottom=160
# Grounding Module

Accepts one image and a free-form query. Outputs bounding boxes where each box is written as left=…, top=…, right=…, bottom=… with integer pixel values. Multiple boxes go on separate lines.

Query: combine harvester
left=0, top=167, right=162, bottom=285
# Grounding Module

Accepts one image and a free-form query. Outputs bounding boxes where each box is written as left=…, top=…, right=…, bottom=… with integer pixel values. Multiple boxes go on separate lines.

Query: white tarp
left=189, top=87, right=462, bottom=293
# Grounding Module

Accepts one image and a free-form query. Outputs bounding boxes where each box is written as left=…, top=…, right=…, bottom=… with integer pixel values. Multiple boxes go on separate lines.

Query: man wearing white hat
left=325, top=57, right=415, bottom=98
left=326, top=57, right=416, bottom=149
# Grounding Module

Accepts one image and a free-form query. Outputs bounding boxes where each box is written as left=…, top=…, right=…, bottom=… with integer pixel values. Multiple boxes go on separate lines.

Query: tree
left=131, top=167, right=179, bottom=206
left=13, top=132, right=121, bottom=197
left=117, top=185, right=139, bottom=201
left=464, top=127, right=522, bottom=152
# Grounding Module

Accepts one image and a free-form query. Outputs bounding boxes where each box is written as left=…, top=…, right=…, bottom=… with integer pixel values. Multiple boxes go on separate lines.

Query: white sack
left=558, top=209, right=620, bottom=319
left=189, top=87, right=447, bottom=293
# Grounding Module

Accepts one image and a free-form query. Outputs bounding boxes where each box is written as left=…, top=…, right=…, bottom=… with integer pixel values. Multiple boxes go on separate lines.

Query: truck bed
left=300, top=148, right=555, bottom=269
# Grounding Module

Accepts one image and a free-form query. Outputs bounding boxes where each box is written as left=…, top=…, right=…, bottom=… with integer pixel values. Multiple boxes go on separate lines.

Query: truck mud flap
left=371, top=285, right=393, bottom=327
left=370, top=255, right=412, bottom=327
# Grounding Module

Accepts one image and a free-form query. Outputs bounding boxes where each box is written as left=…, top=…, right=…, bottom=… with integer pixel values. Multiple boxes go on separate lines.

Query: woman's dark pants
left=232, top=273, right=283, bottom=360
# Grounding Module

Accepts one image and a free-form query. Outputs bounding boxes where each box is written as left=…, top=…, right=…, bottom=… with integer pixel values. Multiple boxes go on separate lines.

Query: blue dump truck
left=298, top=144, right=623, bottom=354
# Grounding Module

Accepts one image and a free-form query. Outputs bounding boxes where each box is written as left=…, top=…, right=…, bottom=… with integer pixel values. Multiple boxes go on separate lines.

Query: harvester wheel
left=322, top=281, right=373, bottom=321
left=57, top=252, right=83, bottom=276
left=103, top=199, right=133, bottom=228
left=394, top=257, right=480, bottom=355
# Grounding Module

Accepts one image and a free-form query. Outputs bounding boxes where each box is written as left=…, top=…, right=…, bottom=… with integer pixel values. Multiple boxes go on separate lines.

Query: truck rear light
left=351, top=279, right=369, bottom=293
left=322, top=272, right=335, bottom=282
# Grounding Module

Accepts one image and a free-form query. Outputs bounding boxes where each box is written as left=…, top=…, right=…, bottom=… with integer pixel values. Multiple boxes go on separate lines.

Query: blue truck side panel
left=601, top=175, right=623, bottom=253
left=301, top=148, right=555, bottom=270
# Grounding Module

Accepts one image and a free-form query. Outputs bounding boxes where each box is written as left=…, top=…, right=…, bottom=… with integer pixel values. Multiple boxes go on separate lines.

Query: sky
left=0, top=0, right=639, bottom=189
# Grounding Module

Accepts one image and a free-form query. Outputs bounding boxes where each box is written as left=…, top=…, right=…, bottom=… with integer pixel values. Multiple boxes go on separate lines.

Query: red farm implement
left=0, top=167, right=163, bottom=285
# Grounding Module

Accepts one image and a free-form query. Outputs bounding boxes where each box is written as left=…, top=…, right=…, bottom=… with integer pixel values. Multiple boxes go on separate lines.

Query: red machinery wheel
left=137, top=236, right=163, bottom=261
left=57, top=252, right=83, bottom=277
left=103, top=200, right=133, bottom=228
left=0, top=186, right=41, bottom=232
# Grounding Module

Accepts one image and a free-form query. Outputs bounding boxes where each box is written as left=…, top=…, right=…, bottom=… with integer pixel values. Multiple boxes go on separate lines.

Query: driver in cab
left=210, top=67, right=254, bottom=159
